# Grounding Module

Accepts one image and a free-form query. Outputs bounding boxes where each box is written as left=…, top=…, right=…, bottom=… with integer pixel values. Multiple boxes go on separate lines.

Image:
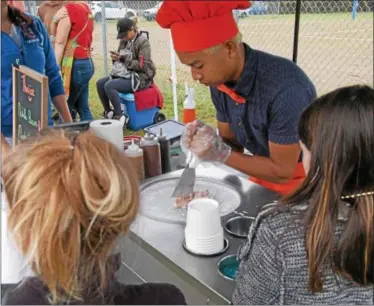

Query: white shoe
left=103, top=110, right=114, bottom=119
left=113, top=115, right=126, bottom=127
left=106, top=110, right=114, bottom=119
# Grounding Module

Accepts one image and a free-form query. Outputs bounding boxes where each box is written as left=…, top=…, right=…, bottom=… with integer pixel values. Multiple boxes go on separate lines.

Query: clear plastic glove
left=181, top=120, right=203, bottom=152
left=181, top=120, right=232, bottom=163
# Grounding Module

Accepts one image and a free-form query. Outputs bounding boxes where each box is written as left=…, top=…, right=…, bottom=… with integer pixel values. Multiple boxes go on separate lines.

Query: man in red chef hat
left=156, top=1, right=317, bottom=196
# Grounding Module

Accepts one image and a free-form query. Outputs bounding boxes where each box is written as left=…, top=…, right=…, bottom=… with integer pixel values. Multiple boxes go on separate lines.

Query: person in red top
left=52, top=1, right=94, bottom=121
left=7, top=0, right=24, bottom=12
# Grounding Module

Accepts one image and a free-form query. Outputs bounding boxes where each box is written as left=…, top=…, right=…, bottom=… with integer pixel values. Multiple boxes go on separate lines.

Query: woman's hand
left=110, top=51, right=120, bottom=62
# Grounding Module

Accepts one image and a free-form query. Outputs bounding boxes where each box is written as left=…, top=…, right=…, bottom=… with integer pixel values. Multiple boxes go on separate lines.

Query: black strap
left=1, top=283, right=18, bottom=304
left=139, top=30, right=150, bottom=40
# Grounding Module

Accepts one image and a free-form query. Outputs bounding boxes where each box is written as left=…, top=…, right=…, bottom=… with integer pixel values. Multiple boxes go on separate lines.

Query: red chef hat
left=156, top=1, right=251, bottom=52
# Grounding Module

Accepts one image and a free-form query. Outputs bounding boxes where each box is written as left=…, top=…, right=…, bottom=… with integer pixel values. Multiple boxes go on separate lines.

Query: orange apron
left=217, top=84, right=305, bottom=196
left=249, top=162, right=305, bottom=196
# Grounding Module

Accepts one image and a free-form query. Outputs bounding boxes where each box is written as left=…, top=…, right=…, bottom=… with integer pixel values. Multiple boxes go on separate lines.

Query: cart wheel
left=154, top=112, right=166, bottom=123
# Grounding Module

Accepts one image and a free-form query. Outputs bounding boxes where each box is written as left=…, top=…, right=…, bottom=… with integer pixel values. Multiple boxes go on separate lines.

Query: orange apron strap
left=216, top=85, right=246, bottom=104
left=249, top=163, right=306, bottom=196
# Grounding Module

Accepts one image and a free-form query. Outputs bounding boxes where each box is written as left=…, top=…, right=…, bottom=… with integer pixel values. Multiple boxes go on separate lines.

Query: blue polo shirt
left=1, top=15, right=64, bottom=138
left=210, top=43, right=316, bottom=158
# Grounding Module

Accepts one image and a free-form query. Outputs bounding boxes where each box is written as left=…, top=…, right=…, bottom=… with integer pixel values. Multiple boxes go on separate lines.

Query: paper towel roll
left=89, top=120, right=124, bottom=152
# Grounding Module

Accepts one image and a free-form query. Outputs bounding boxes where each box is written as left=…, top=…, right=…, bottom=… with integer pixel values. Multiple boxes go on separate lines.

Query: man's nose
left=191, top=69, right=203, bottom=81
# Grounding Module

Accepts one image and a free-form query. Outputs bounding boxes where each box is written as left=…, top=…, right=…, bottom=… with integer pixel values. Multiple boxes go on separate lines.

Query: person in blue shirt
left=1, top=2, right=72, bottom=153
left=156, top=1, right=317, bottom=196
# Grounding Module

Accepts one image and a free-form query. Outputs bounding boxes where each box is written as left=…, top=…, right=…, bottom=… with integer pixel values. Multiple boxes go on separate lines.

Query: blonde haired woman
left=1, top=130, right=186, bottom=305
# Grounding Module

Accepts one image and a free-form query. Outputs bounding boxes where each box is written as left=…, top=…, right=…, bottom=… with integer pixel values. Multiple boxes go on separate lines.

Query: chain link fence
left=236, top=0, right=373, bottom=95
left=297, top=0, right=373, bottom=94
left=28, top=1, right=373, bottom=120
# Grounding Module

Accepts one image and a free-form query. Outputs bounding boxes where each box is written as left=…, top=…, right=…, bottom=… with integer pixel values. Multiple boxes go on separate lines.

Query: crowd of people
left=1, top=0, right=156, bottom=150
left=1, top=0, right=373, bottom=305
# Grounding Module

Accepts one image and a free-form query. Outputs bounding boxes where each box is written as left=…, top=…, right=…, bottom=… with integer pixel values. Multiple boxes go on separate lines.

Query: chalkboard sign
left=12, top=65, right=48, bottom=145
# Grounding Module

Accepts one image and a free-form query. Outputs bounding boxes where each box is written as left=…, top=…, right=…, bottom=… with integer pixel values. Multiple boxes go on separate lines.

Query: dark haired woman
left=233, top=85, right=374, bottom=304
left=1, top=1, right=72, bottom=149
left=96, top=17, right=156, bottom=125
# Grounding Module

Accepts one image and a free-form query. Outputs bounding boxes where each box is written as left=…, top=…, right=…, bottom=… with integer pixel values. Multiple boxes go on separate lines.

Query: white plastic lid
left=126, top=139, right=142, bottom=155
left=184, top=87, right=196, bottom=108
left=188, top=88, right=196, bottom=100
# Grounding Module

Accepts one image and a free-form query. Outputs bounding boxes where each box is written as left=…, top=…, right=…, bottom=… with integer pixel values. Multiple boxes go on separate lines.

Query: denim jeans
left=68, top=59, right=94, bottom=121
left=96, top=76, right=134, bottom=117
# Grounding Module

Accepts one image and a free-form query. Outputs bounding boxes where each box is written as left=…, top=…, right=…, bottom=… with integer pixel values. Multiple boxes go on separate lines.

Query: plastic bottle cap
left=189, top=88, right=196, bottom=100
left=144, top=133, right=154, bottom=140
left=127, top=139, right=141, bottom=154
left=141, top=133, right=159, bottom=146
left=184, top=87, right=196, bottom=109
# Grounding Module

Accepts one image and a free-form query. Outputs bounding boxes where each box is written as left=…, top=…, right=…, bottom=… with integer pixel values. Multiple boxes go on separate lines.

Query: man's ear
left=223, top=40, right=238, bottom=58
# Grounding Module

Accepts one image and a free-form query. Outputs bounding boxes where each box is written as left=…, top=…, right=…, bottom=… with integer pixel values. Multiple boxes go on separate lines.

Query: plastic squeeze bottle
left=183, top=87, right=196, bottom=124
left=140, top=133, right=162, bottom=178
left=125, top=139, right=145, bottom=181
left=158, top=128, right=171, bottom=174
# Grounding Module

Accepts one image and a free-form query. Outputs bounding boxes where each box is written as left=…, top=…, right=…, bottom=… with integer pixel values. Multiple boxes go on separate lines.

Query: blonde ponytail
left=3, top=130, right=139, bottom=303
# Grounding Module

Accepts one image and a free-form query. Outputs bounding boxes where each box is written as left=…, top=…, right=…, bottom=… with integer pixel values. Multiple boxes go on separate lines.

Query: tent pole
left=292, top=0, right=302, bottom=64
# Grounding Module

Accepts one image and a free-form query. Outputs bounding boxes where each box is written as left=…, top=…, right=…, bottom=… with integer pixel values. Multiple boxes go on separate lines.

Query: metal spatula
left=171, top=151, right=196, bottom=198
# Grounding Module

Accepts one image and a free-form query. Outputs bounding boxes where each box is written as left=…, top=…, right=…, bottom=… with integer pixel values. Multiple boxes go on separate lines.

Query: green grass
left=89, top=64, right=217, bottom=135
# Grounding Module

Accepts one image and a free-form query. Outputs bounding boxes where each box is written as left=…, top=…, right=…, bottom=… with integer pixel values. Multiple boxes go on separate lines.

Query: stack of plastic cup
left=185, top=198, right=224, bottom=254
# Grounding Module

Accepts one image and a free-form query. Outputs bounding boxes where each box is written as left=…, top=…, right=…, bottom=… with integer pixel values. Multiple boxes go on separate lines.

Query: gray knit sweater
left=232, top=202, right=374, bottom=305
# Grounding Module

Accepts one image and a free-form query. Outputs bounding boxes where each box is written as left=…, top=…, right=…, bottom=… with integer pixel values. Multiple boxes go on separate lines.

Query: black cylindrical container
left=158, top=128, right=171, bottom=174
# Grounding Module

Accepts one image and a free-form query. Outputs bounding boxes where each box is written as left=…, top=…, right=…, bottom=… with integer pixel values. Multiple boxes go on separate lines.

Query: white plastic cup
left=185, top=198, right=222, bottom=237
left=184, top=198, right=224, bottom=254
left=185, top=230, right=223, bottom=245
left=185, top=231, right=224, bottom=254
left=185, top=230, right=224, bottom=252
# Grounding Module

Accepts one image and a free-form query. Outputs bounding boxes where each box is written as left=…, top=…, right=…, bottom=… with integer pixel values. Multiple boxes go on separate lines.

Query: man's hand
left=181, top=120, right=202, bottom=150
left=182, top=120, right=231, bottom=163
